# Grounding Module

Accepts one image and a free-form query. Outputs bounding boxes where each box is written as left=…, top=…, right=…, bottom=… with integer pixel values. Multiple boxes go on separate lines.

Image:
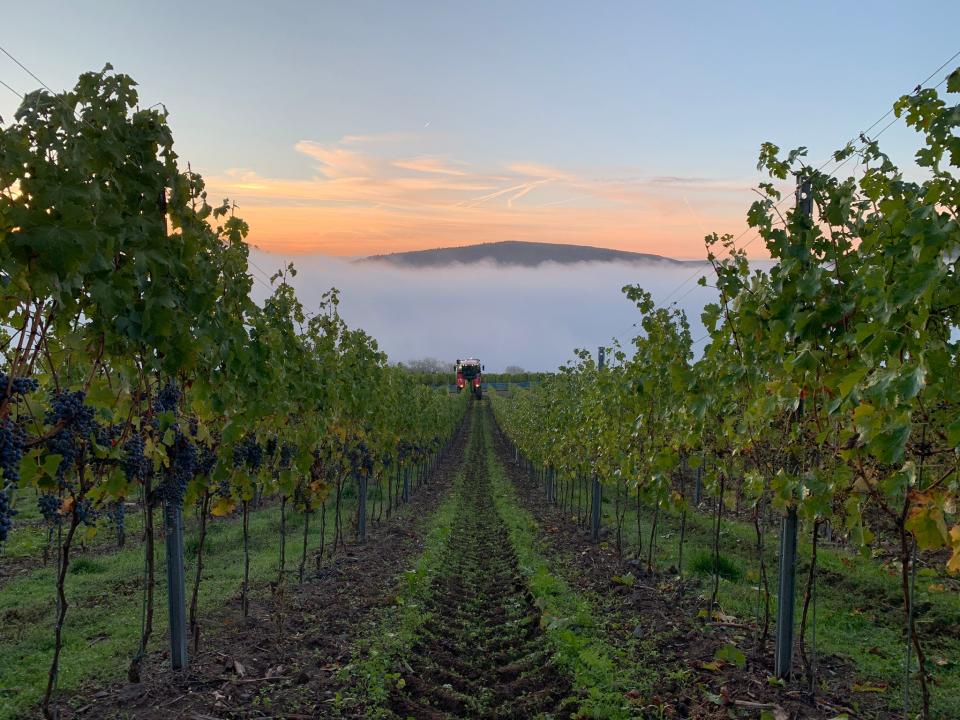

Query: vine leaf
left=948, top=527, right=960, bottom=575
left=714, top=643, right=747, bottom=669
left=905, top=493, right=950, bottom=549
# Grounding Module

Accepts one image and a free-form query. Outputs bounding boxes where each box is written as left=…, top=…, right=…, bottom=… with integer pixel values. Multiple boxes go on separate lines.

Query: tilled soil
left=51, top=401, right=894, bottom=719
left=386, top=416, right=573, bottom=719
left=488, top=410, right=887, bottom=720
left=58, top=412, right=474, bottom=720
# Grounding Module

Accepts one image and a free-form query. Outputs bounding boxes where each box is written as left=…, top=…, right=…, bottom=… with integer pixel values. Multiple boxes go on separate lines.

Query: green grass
left=571, top=482, right=960, bottom=718
left=1, top=488, right=143, bottom=562
left=1, top=475, right=397, bottom=563
left=689, top=551, right=742, bottom=583
left=0, top=497, right=355, bottom=720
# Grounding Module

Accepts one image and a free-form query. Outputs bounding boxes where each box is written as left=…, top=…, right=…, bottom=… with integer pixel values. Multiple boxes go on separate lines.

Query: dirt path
left=386, top=413, right=573, bottom=719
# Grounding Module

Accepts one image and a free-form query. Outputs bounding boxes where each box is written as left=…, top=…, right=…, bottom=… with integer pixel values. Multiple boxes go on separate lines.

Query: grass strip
left=0, top=496, right=356, bottom=719
left=485, top=433, right=638, bottom=719
left=592, top=492, right=960, bottom=717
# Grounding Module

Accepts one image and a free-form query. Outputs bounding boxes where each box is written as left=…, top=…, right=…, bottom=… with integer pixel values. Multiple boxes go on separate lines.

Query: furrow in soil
left=388, top=414, right=572, bottom=719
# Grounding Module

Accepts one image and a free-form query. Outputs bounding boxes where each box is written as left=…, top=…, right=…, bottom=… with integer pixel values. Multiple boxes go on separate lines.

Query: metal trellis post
left=357, top=473, right=368, bottom=542
left=774, top=506, right=798, bottom=679
left=774, top=176, right=811, bottom=681
left=164, top=501, right=188, bottom=670
left=591, top=346, right=605, bottom=542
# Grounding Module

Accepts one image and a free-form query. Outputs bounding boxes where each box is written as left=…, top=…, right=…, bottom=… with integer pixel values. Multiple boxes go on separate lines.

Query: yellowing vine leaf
left=210, top=497, right=237, bottom=517
left=948, top=526, right=960, bottom=575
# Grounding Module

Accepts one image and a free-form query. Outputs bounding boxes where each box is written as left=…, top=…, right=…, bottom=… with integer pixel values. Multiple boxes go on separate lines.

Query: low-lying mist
left=249, top=250, right=720, bottom=372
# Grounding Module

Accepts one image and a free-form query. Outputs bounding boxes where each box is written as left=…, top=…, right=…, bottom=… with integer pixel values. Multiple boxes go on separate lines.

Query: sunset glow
left=207, top=135, right=753, bottom=257
left=2, top=3, right=951, bottom=260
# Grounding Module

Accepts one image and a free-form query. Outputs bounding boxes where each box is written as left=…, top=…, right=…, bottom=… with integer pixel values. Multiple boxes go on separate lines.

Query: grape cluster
left=0, top=485, right=15, bottom=542
left=233, top=435, right=263, bottom=471
left=95, top=422, right=121, bottom=448
left=122, top=433, right=151, bottom=482
left=348, top=441, right=374, bottom=475
left=1, top=417, right=26, bottom=484
left=411, top=443, right=427, bottom=464
left=279, top=442, right=294, bottom=470
left=153, top=381, right=181, bottom=414
left=45, top=391, right=95, bottom=431
left=0, top=373, right=39, bottom=399
left=397, top=440, right=412, bottom=463
left=156, top=431, right=197, bottom=507
left=37, top=493, right=62, bottom=524
left=197, top=443, right=217, bottom=477
left=45, top=391, right=96, bottom=485
left=75, top=498, right=96, bottom=526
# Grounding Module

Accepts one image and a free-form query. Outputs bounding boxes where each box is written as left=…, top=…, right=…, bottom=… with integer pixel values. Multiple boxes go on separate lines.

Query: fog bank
left=249, top=250, right=722, bottom=372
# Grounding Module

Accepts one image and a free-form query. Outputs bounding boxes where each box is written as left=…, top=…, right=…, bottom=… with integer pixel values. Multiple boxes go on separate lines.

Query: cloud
left=293, top=141, right=376, bottom=179
left=505, top=161, right=577, bottom=183
left=649, top=175, right=710, bottom=185
left=206, top=135, right=768, bottom=257
left=249, top=250, right=727, bottom=372
left=507, top=179, right=552, bottom=208
left=392, top=155, right=468, bottom=176
left=459, top=179, right=552, bottom=208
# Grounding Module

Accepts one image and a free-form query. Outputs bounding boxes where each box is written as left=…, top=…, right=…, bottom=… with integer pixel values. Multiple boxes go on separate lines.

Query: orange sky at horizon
left=206, top=134, right=768, bottom=259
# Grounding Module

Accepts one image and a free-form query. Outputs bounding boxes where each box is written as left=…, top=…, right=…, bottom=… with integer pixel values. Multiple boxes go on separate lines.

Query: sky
left=3, top=2, right=959, bottom=259
left=2, top=4, right=958, bottom=369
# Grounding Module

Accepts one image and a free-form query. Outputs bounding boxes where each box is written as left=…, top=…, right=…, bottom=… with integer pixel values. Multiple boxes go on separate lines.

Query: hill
left=359, top=241, right=703, bottom=268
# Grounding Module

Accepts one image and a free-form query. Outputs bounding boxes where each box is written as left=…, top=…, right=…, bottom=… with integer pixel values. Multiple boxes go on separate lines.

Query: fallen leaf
left=703, top=691, right=723, bottom=705
left=760, top=709, right=789, bottom=720
left=715, top=643, right=747, bottom=669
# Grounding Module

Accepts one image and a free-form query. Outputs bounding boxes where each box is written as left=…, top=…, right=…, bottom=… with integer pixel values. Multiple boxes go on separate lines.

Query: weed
left=689, top=551, right=742, bottom=582
left=68, top=558, right=103, bottom=575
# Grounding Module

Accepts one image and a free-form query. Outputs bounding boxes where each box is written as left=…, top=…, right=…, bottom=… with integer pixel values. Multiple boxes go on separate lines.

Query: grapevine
left=492, top=68, right=960, bottom=719
left=0, top=64, right=466, bottom=717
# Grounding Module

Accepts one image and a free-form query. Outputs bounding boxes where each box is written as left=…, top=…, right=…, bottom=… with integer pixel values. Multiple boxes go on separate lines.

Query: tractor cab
left=455, top=358, right=484, bottom=399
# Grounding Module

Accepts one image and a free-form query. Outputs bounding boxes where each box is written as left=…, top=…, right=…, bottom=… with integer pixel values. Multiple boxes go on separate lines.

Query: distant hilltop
left=358, top=241, right=706, bottom=268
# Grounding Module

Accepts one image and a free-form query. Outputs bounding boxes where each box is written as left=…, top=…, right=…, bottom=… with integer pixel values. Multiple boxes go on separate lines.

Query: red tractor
left=455, top=358, right=484, bottom=399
